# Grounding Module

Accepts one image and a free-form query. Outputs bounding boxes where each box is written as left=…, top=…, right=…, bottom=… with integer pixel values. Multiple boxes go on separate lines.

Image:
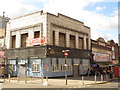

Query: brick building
left=5, top=10, right=91, bottom=77
left=107, top=40, right=118, bottom=64
left=0, top=15, right=9, bottom=76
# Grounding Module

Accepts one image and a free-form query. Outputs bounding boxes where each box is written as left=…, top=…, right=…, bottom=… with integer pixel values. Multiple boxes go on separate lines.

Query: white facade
left=6, top=10, right=91, bottom=50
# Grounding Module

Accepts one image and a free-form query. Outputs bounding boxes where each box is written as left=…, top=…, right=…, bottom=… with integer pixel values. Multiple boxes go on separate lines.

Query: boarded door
left=73, top=64, right=79, bottom=76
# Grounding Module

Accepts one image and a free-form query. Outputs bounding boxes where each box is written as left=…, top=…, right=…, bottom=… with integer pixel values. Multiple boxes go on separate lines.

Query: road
left=84, top=79, right=119, bottom=88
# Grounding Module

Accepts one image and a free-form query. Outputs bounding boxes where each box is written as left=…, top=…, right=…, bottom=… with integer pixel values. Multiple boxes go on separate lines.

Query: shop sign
left=94, top=52, right=111, bottom=62
left=9, top=60, right=16, bottom=64
left=29, top=37, right=46, bottom=46
left=18, top=60, right=27, bottom=64
left=32, top=59, right=41, bottom=64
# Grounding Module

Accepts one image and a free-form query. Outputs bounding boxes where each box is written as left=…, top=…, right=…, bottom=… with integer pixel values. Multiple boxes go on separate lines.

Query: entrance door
left=73, top=64, right=79, bottom=76
left=19, top=65, right=26, bottom=76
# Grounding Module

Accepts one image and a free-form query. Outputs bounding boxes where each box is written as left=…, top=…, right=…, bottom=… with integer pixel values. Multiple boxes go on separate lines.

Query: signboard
left=9, top=60, right=16, bottom=64
left=93, top=52, right=112, bottom=62
left=29, top=37, right=46, bottom=46
left=18, top=60, right=27, bottom=65
left=0, top=51, right=5, bottom=58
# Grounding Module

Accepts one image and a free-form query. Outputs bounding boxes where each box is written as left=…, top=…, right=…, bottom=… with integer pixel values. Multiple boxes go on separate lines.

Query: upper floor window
left=21, top=33, right=28, bottom=47
left=70, top=35, right=75, bottom=48
left=59, top=33, right=66, bottom=47
left=11, top=35, right=16, bottom=48
left=34, top=31, right=40, bottom=38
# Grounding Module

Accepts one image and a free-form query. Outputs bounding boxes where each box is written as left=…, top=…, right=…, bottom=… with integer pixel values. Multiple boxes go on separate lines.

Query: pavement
left=0, top=75, right=118, bottom=88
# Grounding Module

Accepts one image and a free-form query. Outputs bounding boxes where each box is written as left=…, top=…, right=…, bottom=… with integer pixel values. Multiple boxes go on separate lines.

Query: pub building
left=91, top=37, right=113, bottom=73
left=5, top=10, right=91, bottom=77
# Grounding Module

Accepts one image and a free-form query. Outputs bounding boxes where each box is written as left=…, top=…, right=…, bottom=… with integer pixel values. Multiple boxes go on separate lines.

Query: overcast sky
left=0, top=0, right=119, bottom=43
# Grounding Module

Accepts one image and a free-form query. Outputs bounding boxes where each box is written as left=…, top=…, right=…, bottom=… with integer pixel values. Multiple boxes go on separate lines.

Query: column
left=75, top=34, right=79, bottom=49
left=6, top=22, right=11, bottom=49
left=88, top=38, right=91, bottom=50
left=66, top=33, right=70, bottom=47
left=84, top=36, right=86, bottom=50
left=55, top=31, right=59, bottom=46
left=28, top=29, right=34, bottom=40
left=16, top=30, right=21, bottom=48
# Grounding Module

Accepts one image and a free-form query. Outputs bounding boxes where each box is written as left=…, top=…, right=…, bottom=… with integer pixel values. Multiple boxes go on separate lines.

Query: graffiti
left=44, top=64, right=49, bottom=71
left=0, top=51, right=5, bottom=58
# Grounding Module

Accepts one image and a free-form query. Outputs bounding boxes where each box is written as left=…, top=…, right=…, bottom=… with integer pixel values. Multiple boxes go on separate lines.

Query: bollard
left=82, top=76, right=84, bottom=85
left=46, top=76, right=48, bottom=82
left=95, top=75, right=96, bottom=83
left=106, top=74, right=108, bottom=81
left=101, top=75, right=103, bottom=82
left=17, top=76, right=19, bottom=83
left=41, top=76, right=43, bottom=84
left=8, top=74, right=10, bottom=82
left=33, top=76, right=34, bottom=80
left=4, top=75, right=5, bottom=82
left=65, top=74, right=67, bottom=85
left=25, top=76, right=27, bottom=83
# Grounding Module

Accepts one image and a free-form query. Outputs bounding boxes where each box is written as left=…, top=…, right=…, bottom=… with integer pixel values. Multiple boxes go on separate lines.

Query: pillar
left=66, top=33, right=70, bottom=47
left=84, top=36, right=86, bottom=50
left=16, top=30, right=21, bottom=48
left=75, top=34, right=79, bottom=49
left=55, top=31, right=59, bottom=46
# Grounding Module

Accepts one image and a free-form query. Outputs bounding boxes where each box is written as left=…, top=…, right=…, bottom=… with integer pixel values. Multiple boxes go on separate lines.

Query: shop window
left=67, top=65, right=72, bottom=71
left=32, top=64, right=39, bottom=72
left=11, top=35, right=16, bottom=48
left=61, top=65, right=72, bottom=71
left=59, top=33, right=66, bottom=47
left=52, top=64, right=58, bottom=72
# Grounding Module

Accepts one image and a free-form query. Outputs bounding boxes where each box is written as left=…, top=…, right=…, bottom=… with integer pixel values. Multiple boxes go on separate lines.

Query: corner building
left=5, top=10, right=91, bottom=77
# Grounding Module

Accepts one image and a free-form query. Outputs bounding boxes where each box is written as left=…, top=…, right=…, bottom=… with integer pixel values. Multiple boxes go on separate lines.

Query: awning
left=96, top=62, right=113, bottom=67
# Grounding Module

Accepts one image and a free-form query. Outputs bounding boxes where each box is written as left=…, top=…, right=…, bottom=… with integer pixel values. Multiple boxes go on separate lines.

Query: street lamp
left=62, top=50, right=69, bottom=85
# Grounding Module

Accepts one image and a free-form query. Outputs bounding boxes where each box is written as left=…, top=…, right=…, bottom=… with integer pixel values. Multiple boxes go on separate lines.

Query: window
left=59, top=33, right=66, bottom=47
left=34, top=31, right=40, bottom=38
left=32, top=64, right=39, bottom=72
left=78, top=37, right=83, bottom=49
left=70, top=35, right=76, bottom=48
left=86, top=38, right=89, bottom=50
left=21, top=33, right=28, bottom=47
left=67, top=65, right=72, bottom=71
left=52, top=31, right=55, bottom=45
left=11, top=35, right=16, bottom=48
left=52, top=64, right=58, bottom=72
left=61, top=65, right=72, bottom=71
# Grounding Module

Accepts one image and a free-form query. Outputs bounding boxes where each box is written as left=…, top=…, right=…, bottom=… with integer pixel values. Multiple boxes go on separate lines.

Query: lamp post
left=62, top=50, right=69, bottom=85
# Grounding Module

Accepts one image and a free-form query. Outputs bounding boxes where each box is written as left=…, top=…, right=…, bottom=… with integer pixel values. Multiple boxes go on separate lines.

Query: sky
left=0, top=0, right=119, bottom=43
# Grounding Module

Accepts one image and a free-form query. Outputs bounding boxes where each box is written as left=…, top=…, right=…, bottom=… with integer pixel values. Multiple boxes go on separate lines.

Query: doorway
left=73, top=64, right=79, bottom=76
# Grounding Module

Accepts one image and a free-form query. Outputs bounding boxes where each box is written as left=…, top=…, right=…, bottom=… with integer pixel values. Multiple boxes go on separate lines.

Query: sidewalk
left=0, top=75, right=118, bottom=88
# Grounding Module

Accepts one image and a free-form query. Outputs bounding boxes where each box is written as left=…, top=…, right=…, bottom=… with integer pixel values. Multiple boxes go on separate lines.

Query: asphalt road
left=83, top=79, right=119, bottom=88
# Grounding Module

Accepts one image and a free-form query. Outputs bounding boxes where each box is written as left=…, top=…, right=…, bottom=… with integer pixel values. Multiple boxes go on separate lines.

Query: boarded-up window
left=70, top=35, right=75, bottom=48
left=52, top=31, right=55, bottom=45
left=34, top=31, right=40, bottom=38
left=21, top=33, right=28, bottom=47
left=78, top=37, right=83, bottom=49
left=59, top=33, right=66, bottom=47
left=11, top=35, right=16, bottom=48
left=86, top=38, right=88, bottom=50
